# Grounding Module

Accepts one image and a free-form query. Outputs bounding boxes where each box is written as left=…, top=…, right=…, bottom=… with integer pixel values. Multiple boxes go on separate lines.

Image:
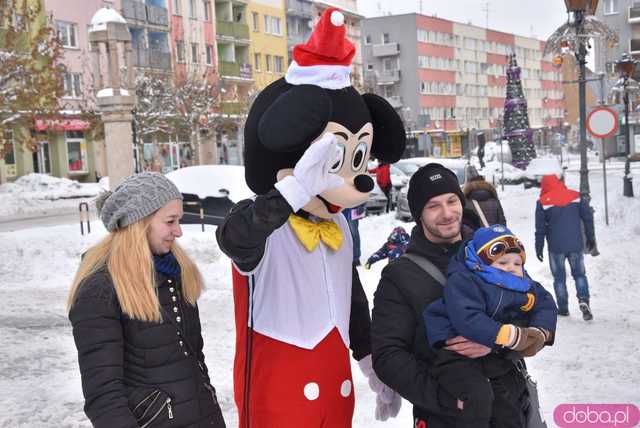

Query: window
left=366, top=63, right=373, bottom=70
left=63, top=73, right=82, bottom=98
left=176, top=41, right=185, bottom=62
left=382, top=33, right=390, bottom=43
left=191, top=43, right=198, bottom=63
left=66, top=131, right=87, bottom=173
left=271, top=17, right=281, bottom=35
left=203, top=1, right=210, bottom=21
left=254, top=53, right=261, bottom=71
left=206, top=44, right=213, bottom=65
left=172, top=0, right=181, bottom=15
left=274, top=56, right=283, bottom=73
left=265, top=54, right=272, bottom=72
left=365, top=34, right=372, bottom=45
left=2, top=130, right=16, bottom=177
left=604, top=0, right=618, bottom=14
left=383, top=58, right=394, bottom=71
left=264, top=15, right=271, bottom=33
left=189, top=0, right=196, bottom=18
left=56, top=21, right=78, bottom=48
left=252, top=12, right=259, bottom=31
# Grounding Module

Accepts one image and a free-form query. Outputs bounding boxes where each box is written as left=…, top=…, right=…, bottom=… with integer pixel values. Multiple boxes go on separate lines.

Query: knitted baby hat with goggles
left=473, top=224, right=526, bottom=265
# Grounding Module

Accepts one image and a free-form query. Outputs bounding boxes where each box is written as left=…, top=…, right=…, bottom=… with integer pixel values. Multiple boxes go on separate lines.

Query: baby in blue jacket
left=424, top=225, right=558, bottom=426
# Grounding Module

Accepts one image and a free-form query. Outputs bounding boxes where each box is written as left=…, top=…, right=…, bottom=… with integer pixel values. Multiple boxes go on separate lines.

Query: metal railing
left=372, top=42, right=400, bottom=57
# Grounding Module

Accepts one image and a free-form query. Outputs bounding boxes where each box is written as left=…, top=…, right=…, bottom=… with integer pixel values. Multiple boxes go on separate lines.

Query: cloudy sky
left=356, top=0, right=570, bottom=40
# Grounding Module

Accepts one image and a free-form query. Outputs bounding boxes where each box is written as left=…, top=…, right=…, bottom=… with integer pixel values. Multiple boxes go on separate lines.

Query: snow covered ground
left=0, top=174, right=104, bottom=220
left=1, top=167, right=639, bottom=427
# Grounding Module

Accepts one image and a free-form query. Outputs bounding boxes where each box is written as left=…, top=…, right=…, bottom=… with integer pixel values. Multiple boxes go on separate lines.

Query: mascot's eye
left=351, top=142, right=368, bottom=172
left=329, top=143, right=345, bottom=173
left=489, top=242, right=506, bottom=257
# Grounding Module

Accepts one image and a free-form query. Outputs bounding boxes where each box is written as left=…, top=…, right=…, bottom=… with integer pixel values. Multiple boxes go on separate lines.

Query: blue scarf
left=463, top=241, right=531, bottom=293
left=153, top=252, right=181, bottom=279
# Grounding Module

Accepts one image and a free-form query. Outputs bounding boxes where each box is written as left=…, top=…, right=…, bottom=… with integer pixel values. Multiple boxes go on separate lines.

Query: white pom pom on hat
left=330, top=10, right=344, bottom=27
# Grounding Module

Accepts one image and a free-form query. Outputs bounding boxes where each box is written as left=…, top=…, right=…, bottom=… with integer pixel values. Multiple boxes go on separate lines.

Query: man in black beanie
left=371, top=163, right=528, bottom=427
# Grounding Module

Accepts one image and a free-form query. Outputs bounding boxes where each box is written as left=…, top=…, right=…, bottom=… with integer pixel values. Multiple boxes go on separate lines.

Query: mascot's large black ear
left=258, top=84, right=332, bottom=152
left=362, top=93, right=406, bottom=163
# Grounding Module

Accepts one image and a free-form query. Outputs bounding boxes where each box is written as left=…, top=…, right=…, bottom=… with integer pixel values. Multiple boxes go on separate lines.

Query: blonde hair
left=67, top=217, right=203, bottom=322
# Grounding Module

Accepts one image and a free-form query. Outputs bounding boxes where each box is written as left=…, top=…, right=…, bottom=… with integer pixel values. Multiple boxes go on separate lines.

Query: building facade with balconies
left=362, top=13, right=565, bottom=157
left=121, top=0, right=172, bottom=71
left=285, top=0, right=312, bottom=64
left=595, top=0, right=638, bottom=78
left=247, top=0, right=288, bottom=90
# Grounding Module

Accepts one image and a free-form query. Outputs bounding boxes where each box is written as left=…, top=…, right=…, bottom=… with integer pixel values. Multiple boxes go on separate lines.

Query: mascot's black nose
left=354, top=174, right=374, bottom=193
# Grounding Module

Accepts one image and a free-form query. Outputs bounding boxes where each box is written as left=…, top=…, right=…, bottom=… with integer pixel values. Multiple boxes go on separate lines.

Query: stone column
left=98, top=94, right=135, bottom=189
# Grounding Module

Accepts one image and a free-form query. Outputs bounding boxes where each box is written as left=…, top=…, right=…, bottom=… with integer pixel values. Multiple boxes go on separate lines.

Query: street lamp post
left=565, top=0, right=595, bottom=201
left=614, top=53, right=638, bottom=197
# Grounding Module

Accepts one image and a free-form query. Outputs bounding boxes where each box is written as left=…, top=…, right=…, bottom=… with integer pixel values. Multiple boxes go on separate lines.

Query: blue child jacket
left=424, top=241, right=558, bottom=349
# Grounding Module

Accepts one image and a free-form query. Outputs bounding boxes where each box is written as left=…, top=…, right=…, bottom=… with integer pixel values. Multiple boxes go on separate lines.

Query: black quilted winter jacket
left=69, top=268, right=226, bottom=428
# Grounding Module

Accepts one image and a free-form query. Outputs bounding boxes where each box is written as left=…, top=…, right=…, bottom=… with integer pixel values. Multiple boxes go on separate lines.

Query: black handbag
left=515, top=360, right=548, bottom=428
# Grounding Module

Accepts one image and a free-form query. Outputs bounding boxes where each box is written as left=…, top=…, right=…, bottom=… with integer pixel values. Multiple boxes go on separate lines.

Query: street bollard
left=185, top=201, right=205, bottom=232
left=79, top=202, right=91, bottom=236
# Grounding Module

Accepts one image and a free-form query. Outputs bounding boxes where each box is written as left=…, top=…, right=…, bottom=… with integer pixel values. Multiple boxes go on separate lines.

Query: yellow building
left=247, top=0, right=288, bottom=90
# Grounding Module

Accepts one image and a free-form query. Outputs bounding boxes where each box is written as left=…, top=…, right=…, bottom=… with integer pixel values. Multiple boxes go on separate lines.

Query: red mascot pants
left=233, top=268, right=355, bottom=428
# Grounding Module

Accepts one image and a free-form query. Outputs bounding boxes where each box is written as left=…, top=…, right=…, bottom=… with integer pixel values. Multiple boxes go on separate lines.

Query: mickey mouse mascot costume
left=216, top=8, right=406, bottom=427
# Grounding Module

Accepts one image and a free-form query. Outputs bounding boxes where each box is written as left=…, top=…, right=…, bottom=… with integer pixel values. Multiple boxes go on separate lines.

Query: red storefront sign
left=34, top=118, right=91, bottom=132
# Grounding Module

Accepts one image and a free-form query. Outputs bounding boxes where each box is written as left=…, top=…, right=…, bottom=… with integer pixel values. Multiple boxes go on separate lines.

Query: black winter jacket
left=69, top=269, right=225, bottom=428
left=371, top=225, right=522, bottom=421
left=464, top=180, right=507, bottom=226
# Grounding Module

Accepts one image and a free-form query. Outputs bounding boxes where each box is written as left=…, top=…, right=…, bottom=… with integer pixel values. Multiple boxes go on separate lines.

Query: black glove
left=586, top=240, right=595, bottom=252
left=536, top=250, right=544, bottom=262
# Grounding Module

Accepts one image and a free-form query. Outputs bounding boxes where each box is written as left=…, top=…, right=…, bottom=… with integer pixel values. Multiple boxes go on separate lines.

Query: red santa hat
left=285, top=7, right=355, bottom=90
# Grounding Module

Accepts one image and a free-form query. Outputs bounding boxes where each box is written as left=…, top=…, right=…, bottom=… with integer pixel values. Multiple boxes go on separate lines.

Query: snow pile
left=166, top=165, right=253, bottom=201
left=480, top=160, right=526, bottom=184
left=0, top=174, right=105, bottom=219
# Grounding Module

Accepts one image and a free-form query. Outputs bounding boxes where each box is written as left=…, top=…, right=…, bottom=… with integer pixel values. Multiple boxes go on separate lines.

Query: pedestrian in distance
left=424, top=224, right=558, bottom=428
left=535, top=174, right=595, bottom=321
left=67, top=172, right=226, bottom=428
left=372, top=163, right=529, bottom=428
left=463, top=168, right=507, bottom=227
left=370, top=161, right=393, bottom=213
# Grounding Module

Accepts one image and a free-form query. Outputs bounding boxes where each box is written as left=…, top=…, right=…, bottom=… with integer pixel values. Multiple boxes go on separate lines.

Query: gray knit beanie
left=95, top=172, right=183, bottom=232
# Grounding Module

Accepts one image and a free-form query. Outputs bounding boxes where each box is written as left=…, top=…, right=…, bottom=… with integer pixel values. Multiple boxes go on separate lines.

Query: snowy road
left=1, top=168, right=639, bottom=427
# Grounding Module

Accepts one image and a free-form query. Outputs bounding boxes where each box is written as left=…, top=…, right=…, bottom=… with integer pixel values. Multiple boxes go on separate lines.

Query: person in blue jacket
left=364, top=226, right=410, bottom=269
left=535, top=174, right=595, bottom=320
left=424, top=225, right=558, bottom=428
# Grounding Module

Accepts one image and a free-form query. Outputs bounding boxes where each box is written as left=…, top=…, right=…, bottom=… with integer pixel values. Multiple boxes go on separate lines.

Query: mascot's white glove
left=358, top=354, right=402, bottom=421
left=274, top=133, right=345, bottom=212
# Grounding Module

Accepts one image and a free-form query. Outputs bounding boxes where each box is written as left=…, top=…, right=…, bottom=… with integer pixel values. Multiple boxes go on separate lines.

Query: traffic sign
left=587, top=107, right=618, bottom=139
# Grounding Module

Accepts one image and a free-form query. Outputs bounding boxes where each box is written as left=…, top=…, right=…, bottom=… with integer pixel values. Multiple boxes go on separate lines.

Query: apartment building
left=247, top=0, right=288, bottom=90
left=361, top=14, right=565, bottom=157
left=285, top=0, right=312, bottom=64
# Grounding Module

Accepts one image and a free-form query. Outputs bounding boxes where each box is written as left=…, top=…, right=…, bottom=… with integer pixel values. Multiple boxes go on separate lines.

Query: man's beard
left=423, top=217, right=462, bottom=242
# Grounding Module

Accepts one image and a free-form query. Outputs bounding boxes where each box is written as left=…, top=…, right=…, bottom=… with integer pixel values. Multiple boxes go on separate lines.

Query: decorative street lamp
left=545, top=0, right=618, bottom=201
left=610, top=53, right=640, bottom=197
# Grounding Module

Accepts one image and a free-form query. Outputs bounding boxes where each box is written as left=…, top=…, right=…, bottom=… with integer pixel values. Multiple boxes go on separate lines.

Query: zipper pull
left=166, top=398, right=174, bottom=419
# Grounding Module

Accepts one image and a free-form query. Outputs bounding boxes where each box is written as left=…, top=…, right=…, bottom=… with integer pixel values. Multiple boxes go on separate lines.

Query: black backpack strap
left=401, top=253, right=447, bottom=287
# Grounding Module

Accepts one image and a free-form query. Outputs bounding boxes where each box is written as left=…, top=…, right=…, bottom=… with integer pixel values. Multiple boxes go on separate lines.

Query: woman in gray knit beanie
left=66, top=172, right=226, bottom=427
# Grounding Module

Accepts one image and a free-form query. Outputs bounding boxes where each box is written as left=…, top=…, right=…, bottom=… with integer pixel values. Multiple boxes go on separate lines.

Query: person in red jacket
left=370, top=161, right=392, bottom=212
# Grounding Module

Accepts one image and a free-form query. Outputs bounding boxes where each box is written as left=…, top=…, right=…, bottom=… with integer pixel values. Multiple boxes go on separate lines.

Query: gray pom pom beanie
left=96, top=172, right=183, bottom=232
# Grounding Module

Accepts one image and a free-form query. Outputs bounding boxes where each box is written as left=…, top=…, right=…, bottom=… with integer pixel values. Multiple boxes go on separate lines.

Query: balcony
left=220, top=101, right=248, bottom=115
left=377, top=69, right=401, bottom=85
left=146, top=4, right=168, bottom=26
left=216, top=20, right=250, bottom=42
left=286, top=0, right=313, bottom=18
left=121, top=0, right=169, bottom=27
left=629, top=5, right=640, bottom=23
left=631, top=39, right=640, bottom=55
left=132, top=48, right=172, bottom=70
left=219, top=61, right=253, bottom=80
left=372, top=42, right=400, bottom=57
left=385, top=96, right=403, bottom=109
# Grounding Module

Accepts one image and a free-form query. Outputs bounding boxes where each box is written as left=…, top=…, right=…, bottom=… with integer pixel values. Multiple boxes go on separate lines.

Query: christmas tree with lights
left=503, top=54, right=536, bottom=168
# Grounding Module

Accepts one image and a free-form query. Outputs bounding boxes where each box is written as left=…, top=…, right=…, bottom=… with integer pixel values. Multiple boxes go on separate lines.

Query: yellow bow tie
left=288, top=214, right=343, bottom=252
